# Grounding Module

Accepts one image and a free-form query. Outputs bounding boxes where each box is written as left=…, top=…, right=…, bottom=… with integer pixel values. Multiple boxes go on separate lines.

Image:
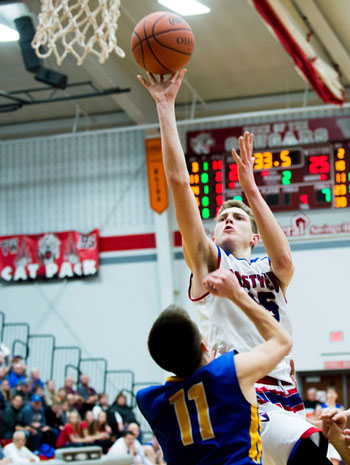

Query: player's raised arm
left=203, top=269, right=292, bottom=401
left=138, top=71, right=217, bottom=274
left=232, top=133, right=294, bottom=290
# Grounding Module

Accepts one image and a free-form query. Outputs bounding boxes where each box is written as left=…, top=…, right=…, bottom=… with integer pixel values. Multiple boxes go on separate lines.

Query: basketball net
left=31, top=0, right=126, bottom=66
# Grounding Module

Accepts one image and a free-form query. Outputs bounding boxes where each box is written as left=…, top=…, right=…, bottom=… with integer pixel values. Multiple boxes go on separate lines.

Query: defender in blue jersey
left=137, top=269, right=292, bottom=465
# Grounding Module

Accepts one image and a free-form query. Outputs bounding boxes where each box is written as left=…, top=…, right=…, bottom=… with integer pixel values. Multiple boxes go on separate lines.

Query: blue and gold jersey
left=136, top=351, right=262, bottom=465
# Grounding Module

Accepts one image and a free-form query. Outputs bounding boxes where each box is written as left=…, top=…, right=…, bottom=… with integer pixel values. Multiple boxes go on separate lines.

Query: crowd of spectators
left=0, top=349, right=165, bottom=464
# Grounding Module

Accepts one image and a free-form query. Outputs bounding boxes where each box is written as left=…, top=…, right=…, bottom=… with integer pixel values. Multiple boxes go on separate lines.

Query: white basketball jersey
left=190, top=246, right=293, bottom=383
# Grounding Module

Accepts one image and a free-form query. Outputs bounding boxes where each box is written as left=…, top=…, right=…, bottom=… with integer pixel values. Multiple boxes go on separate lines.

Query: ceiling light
left=158, top=0, right=210, bottom=16
left=0, top=23, right=19, bottom=42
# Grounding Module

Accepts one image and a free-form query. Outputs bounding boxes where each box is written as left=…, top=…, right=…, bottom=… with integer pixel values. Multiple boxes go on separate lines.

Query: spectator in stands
left=7, top=362, right=27, bottom=388
left=30, top=369, right=44, bottom=394
left=0, top=379, right=12, bottom=403
left=0, top=366, right=6, bottom=384
left=60, top=400, right=69, bottom=425
left=3, top=431, right=39, bottom=463
left=144, top=435, right=166, bottom=465
left=107, top=401, right=125, bottom=438
left=45, top=401, right=65, bottom=438
left=316, top=387, right=344, bottom=465
left=0, top=394, right=23, bottom=439
left=66, top=393, right=80, bottom=413
left=81, top=410, right=111, bottom=453
left=62, top=377, right=83, bottom=411
left=32, top=385, right=46, bottom=407
left=107, top=430, right=142, bottom=464
left=57, top=387, right=67, bottom=403
left=96, top=411, right=112, bottom=438
left=77, top=374, right=98, bottom=416
left=304, top=387, right=321, bottom=420
left=92, top=393, right=109, bottom=420
left=62, top=376, right=77, bottom=396
left=0, top=444, right=11, bottom=465
left=56, top=410, right=93, bottom=448
left=0, top=343, right=10, bottom=368
left=110, top=392, right=137, bottom=427
left=77, top=374, right=97, bottom=400
left=12, top=380, right=32, bottom=403
left=44, top=380, right=58, bottom=407
left=127, top=422, right=152, bottom=465
left=0, top=389, right=5, bottom=410
left=20, top=393, right=55, bottom=451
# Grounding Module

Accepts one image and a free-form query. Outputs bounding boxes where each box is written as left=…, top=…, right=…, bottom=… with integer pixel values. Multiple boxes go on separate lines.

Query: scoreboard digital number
left=186, top=141, right=350, bottom=218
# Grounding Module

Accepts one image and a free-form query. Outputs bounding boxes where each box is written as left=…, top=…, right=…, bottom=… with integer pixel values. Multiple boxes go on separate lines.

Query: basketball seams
left=132, top=30, right=146, bottom=70
left=142, top=15, right=172, bottom=73
left=131, top=28, right=192, bottom=53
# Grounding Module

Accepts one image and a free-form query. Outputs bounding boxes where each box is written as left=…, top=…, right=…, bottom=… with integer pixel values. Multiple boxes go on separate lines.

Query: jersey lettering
left=169, top=382, right=215, bottom=446
left=249, top=291, right=280, bottom=321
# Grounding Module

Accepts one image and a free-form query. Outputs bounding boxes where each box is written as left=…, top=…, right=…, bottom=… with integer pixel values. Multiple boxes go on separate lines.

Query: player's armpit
left=172, top=183, right=217, bottom=272
left=270, top=259, right=294, bottom=293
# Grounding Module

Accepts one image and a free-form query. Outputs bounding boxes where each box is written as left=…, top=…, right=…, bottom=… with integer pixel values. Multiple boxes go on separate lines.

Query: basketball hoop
left=31, top=0, right=126, bottom=66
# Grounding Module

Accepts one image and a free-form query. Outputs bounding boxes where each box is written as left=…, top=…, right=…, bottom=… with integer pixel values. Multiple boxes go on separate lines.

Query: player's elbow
left=275, top=252, right=293, bottom=274
left=281, top=333, right=293, bottom=356
left=167, top=174, right=190, bottom=191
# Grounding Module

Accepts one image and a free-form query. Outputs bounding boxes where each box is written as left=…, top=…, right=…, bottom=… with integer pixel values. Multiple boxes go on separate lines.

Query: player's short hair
left=148, top=305, right=202, bottom=378
left=216, top=199, right=258, bottom=234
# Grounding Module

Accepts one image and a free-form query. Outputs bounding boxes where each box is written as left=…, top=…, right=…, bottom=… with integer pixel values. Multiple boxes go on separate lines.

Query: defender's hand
left=231, top=132, right=256, bottom=192
left=203, top=269, right=243, bottom=300
left=137, top=69, right=186, bottom=104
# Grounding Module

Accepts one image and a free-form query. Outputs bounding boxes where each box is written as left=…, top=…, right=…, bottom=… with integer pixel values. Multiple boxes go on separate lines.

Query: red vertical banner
left=145, top=138, right=169, bottom=214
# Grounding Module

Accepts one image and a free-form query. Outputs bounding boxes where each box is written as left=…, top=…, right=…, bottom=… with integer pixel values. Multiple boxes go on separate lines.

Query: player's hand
left=203, top=269, right=243, bottom=300
left=137, top=69, right=186, bottom=104
left=231, top=132, right=257, bottom=192
left=321, top=408, right=347, bottom=440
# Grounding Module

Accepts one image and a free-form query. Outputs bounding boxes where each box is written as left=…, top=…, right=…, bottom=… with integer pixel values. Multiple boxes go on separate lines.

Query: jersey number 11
left=169, top=382, right=215, bottom=446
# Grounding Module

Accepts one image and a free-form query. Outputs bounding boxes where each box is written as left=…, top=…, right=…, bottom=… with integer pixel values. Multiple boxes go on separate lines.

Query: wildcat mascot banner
left=0, top=230, right=99, bottom=282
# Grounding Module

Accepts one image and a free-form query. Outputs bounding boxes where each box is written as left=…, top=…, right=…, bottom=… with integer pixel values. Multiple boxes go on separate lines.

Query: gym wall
left=0, top=107, right=349, bottom=387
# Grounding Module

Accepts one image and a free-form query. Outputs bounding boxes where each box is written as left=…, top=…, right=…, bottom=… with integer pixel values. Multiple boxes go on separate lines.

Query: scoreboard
left=186, top=116, right=350, bottom=219
left=186, top=142, right=350, bottom=218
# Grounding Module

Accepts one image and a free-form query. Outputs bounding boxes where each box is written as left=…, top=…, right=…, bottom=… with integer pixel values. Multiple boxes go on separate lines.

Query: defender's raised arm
left=203, top=269, right=292, bottom=392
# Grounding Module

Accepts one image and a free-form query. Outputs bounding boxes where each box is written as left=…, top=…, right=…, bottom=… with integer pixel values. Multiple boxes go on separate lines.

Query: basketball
left=131, top=11, right=194, bottom=75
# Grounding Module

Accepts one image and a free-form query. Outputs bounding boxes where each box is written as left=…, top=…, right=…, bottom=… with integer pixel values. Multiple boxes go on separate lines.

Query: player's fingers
left=239, top=136, right=247, bottom=161
left=159, top=75, right=164, bottom=83
left=168, top=71, right=179, bottom=84
left=137, top=75, right=149, bottom=88
left=249, top=133, right=254, bottom=153
left=178, top=68, right=187, bottom=81
left=147, top=71, right=157, bottom=83
left=244, top=131, right=250, bottom=148
left=231, top=148, right=241, bottom=164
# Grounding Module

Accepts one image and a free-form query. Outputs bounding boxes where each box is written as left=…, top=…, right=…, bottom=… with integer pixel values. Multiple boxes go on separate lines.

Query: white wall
left=0, top=116, right=349, bottom=389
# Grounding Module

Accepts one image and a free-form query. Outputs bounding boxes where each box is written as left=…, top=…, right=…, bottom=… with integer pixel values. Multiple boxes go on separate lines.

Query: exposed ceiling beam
left=1, top=87, right=349, bottom=140
left=294, top=0, right=350, bottom=83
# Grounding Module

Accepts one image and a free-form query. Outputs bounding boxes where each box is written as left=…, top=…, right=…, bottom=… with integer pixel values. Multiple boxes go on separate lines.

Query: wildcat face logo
left=190, top=132, right=215, bottom=154
left=37, top=234, right=60, bottom=265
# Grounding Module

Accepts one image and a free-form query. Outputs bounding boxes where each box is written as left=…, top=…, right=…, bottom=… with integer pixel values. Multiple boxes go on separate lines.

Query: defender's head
left=148, top=305, right=204, bottom=378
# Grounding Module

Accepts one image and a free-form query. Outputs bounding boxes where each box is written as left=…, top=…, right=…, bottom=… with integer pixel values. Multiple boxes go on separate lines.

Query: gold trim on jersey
left=249, top=404, right=262, bottom=463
